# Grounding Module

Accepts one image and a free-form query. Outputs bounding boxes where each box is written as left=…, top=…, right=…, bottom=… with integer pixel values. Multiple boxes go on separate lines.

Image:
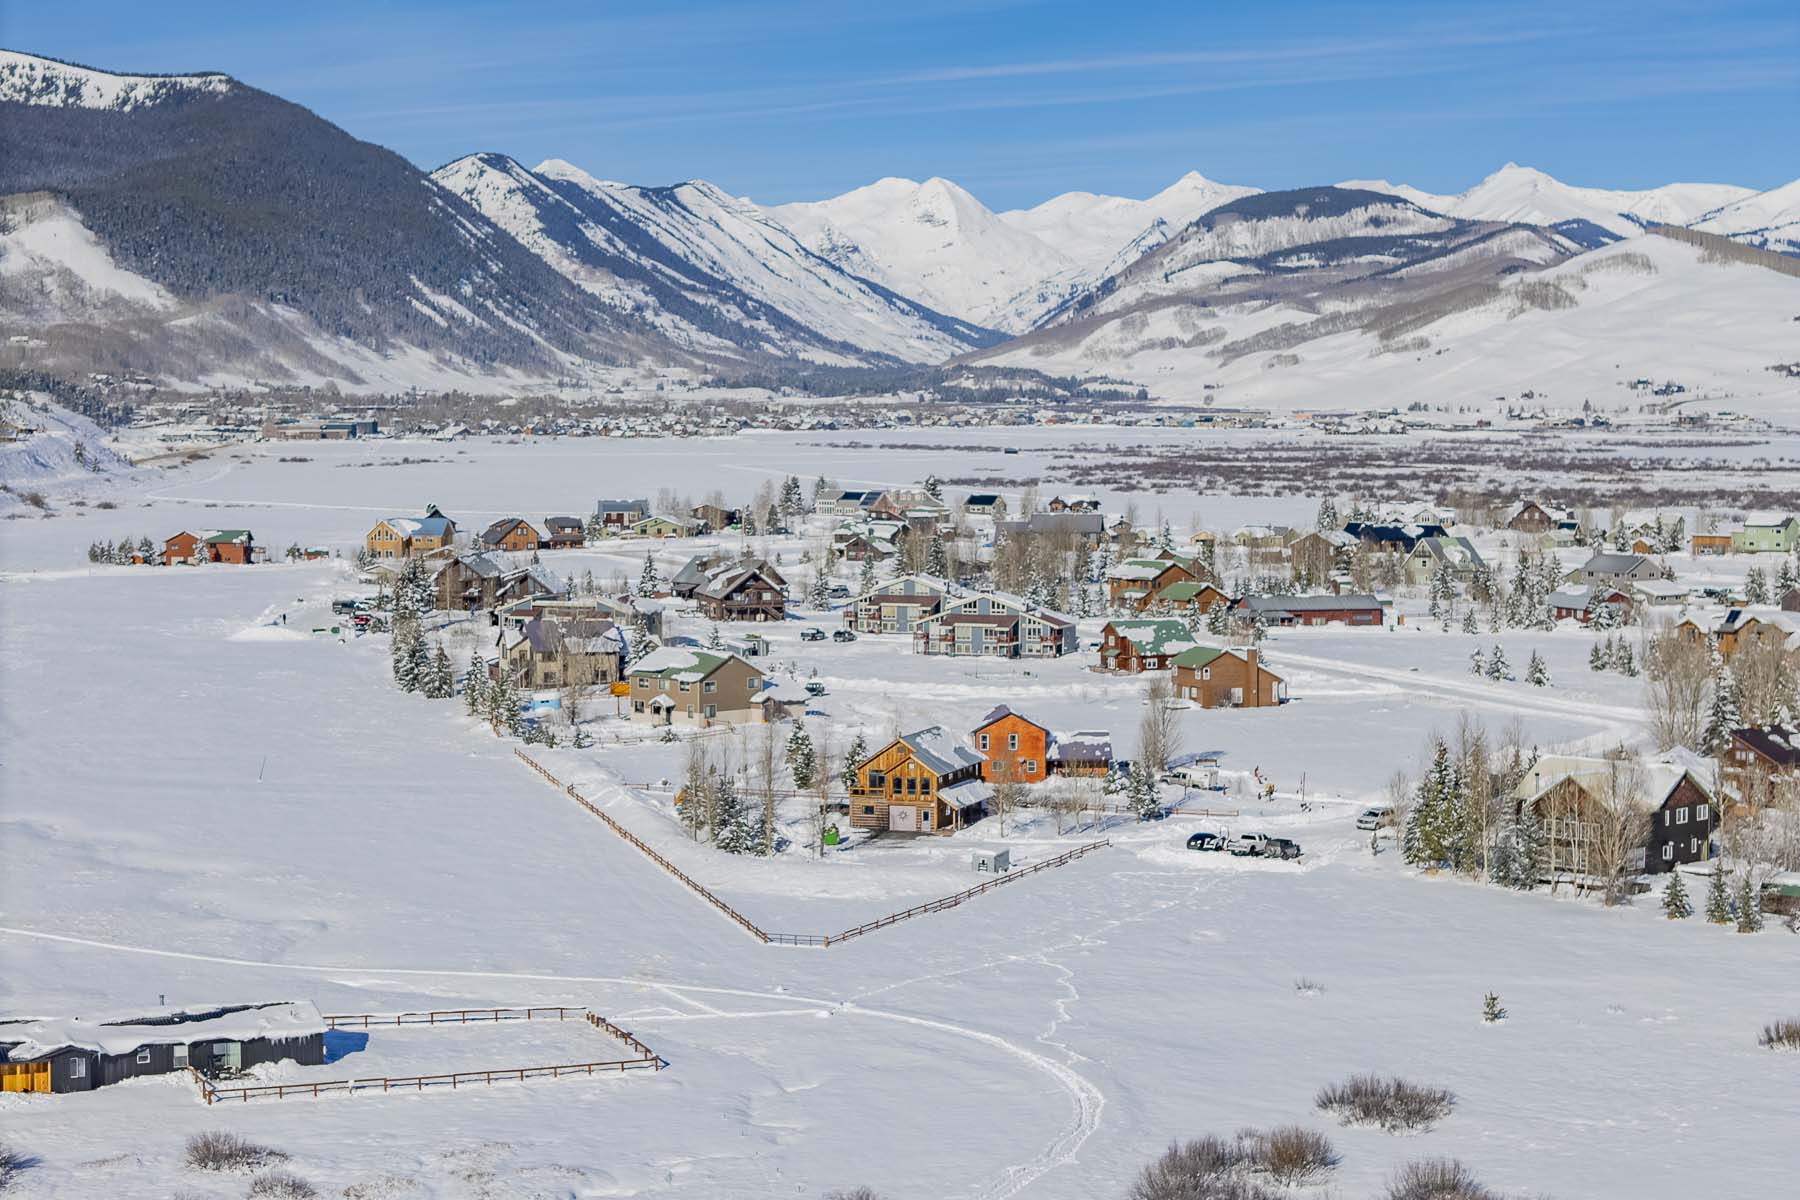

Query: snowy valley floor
left=1, top=437, right=1797, bottom=1199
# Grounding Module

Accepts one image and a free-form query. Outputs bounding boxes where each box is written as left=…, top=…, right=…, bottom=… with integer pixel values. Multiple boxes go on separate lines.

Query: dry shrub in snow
left=184, top=1131, right=288, bottom=1172
left=1759, top=1017, right=1800, bottom=1050
left=247, top=1170, right=317, bottom=1198
left=1385, top=1158, right=1497, bottom=1200
left=822, top=1190, right=882, bottom=1200
left=1245, top=1125, right=1338, bottom=1185
left=1315, top=1074, right=1456, bottom=1132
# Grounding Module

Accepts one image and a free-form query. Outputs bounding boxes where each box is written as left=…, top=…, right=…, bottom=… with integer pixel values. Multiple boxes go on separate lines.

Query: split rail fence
left=515, top=749, right=1110, bottom=948
left=190, top=1005, right=664, bottom=1105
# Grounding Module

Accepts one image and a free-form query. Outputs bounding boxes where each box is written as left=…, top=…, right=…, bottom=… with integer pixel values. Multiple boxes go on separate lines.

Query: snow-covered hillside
left=0, top=49, right=231, bottom=110
left=981, top=231, right=1800, bottom=414
left=0, top=193, right=177, bottom=319
left=1691, top=178, right=1800, bottom=257
left=0, top=393, right=139, bottom=507
left=1343, top=163, right=1754, bottom=243
left=432, top=155, right=995, bottom=365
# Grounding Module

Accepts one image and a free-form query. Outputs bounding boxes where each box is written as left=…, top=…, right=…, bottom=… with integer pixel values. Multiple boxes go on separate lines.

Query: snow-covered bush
left=184, top=1131, right=287, bottom=1172
left=1759, top=1017, right=1800, bottom=1050
left=1315, top=1074, right=1456, bottom=1132
left=1384, top=1158, right=1496, bottom=1200
left=248, top=1171, right=318, bottom=1198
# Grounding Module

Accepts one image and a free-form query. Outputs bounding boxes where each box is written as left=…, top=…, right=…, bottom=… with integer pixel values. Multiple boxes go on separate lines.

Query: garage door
left=889, top=805, right=916, bottom=832
left=1, top=1061, right=50, bottom=1092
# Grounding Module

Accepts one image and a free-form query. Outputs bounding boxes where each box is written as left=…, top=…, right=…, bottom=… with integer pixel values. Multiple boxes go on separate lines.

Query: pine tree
left=1589, top=640, right=1605, bottom=672
left=922, top=474, right=943, bottom=502
left=1616, top=640, right=1638, bottom=677
left=424, top=643, right=454, bottom=699
left=713, top=775, right=752, bottom=853
left=925, top=533, right=948, bottom=578
left=1205, top=600, right=1230, bottom=637
left=1527, top=650, right=1549, bottom=688
left=787, top=722, right=815, bottom=791
left=1702, top=644, right=1740, bottom=753
left=391, top=619, right=423, bottom=692
left=462, top=652, right=486, bottom=713
left=707, top=623, right=724, bottom=650
left=1127, top=761, right=1161, bottom=821
left=1735, top=873, right=1763, bottom=932
left=1775, top=558, right=1797, bottom=598
left=409, top=625, right=431, bottom=687
left=1510, top=801, right=1543, bottom=888
left=1470, top=648, right=1486, bottom=677
left=1705, top=867, right=1732, bottom=924
left=841, top=732, right=867, bottom=793
left=1315, top=496, right=1338, bottom=531
left=1403, top=740, right=1456, bottom=866
left=1486, top=644, right=1509, bottom=681
left=742, top=507, right=758, bottom=536
left=858, top=553, right=877, bottom=594
left=1662, top=870, right=1693, bottom=919
left=1482, top=992, right=1507, bottom=1023
left=1744, top=566, right=1769, bottom=606
left=637, top=551, right=662, bottom=598
left=764, top=503, right=780, bottom=535
left=1461, top=608, right=1479, bottom=635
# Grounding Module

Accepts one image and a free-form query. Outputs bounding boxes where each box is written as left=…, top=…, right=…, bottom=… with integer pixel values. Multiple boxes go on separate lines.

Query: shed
left=972, top=848, right=1011, bottom=874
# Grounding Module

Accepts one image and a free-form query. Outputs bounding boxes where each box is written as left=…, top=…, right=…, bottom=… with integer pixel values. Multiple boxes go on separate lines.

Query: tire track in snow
left=0, top=924, right=1102, bottom=1198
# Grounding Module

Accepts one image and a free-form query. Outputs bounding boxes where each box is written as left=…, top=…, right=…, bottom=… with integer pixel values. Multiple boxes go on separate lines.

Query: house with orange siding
left=972, top=705, right=1052, bottom=784
left=478, top=518, right=542, bottom=553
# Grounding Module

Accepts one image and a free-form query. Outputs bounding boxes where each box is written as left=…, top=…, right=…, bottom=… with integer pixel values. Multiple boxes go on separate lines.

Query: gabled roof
left=1107, top=558, right=1178, bottom=581
left=1049, top=730, right=1112, bottom=762
left=1158, top=580, right=1226, bottom=603
left=974, top=704, right=1049, bottom=735
left=1237, top=593, right=1381, bottom=613
left=543, top=516, right=584, bottom=533
left=200, top=529, right=252, bottom=544
left=1409, top=536, right=1486, bottom=569
left=895, top=725, right=986, bottom=776
left=630, top=647, right=752, bottom=683
left=595, top=498, right=650, bottom=514
left=1580, top=552, right=1654, bottom=573
left=964, top=493, right=1003, bottom=506
left=1105, top=618, right=1197, bottom=656
left=1511, top=754, right=1711, bottom=812
left=380, top=514, right=454, bottom=539
left=1733, top=725, right=1800, bottom=768
left=479, top=517, right=537, bottom=545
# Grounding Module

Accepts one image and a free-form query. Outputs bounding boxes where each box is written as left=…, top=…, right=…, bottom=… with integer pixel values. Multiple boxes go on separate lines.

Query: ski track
left=0, top=924, right=1104, bottom=1198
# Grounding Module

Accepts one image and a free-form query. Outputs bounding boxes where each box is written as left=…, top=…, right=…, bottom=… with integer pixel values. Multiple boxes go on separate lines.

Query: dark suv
left=1263, top=837, right=1302, bottom=860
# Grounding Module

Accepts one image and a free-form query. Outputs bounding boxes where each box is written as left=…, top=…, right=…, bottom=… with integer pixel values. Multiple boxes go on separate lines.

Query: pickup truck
left=1227, top=833, right=1270, bottom=857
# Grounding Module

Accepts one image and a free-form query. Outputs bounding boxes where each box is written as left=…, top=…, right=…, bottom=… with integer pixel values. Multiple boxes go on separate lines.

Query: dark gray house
left=0, top=1001, right=326, bottom=1094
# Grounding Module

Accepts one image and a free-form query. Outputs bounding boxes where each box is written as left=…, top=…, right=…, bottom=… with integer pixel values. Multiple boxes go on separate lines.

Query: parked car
left=827, top=585, right=851, bottom=599
left=799, top=628, right=826, bottom=642
left=331, top=599, right=360, bottom=615
left=1003, top=447, right=1020, bottom=455
left=832, top=629, right=857, bottom=643
left=1355, top=805, right=1395, bottom=831
left=1167, top=763, right=1220, bottom=789
left=804, top=681, right=828, bottom=697
left=1264, top=837, right=1303, bottom=860
left=1227, top=833, right=1271, bottom=857
left=1185, top=831, right=1226, bottom=852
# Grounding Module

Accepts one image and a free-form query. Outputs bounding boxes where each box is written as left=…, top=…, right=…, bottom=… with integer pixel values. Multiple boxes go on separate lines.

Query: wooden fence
left=189, top=1004, right=665, bottom=1105
left=324, top=1006, right=581, bottom=1028
left=190, top=1056, right=663, bottom=1104
left=515, top=750, right=1110, bottom=948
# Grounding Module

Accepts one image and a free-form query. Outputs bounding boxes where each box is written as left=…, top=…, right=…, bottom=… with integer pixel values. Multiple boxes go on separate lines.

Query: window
left=1662, top=843, right=1674, bottom=861
left=1676, top=807, right=1688, bottom=824
left=978, top=734, right=990, bottom=750
left=906, top=777, right=918, bottom=794
left=747, top=678, right=759, bottom=692
left=868, top=771, right=885, bottom=789
left=703, top=680, right=717, bottom=693
left=1024, top=760, right=1037, bottom=775
left=1007, top=733, right=1019, bottom=750
left=679, top=681, right=691, bottom=692
left=136, top=1048, right=152, bottom=1064
left=174, top=1045, right=188, bottom=1068
left=861, top=805, right=874, bottom=815
left=69, top=1058, right=86, bottom=1079
left=891, top=778, right=902, bottom=793
left=1690, top=837, right=1700, bottom=854
left=703, top=704, right=717, bottom=719
left=1202, top=667, right=1211, bottom=680
left=921, top=778, right=932, bottom=793
left=1697, top=803, right=1709, bottom=822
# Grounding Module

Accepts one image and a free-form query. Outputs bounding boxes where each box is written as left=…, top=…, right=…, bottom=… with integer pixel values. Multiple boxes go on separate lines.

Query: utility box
left=972, top=848, right=1011, bottom=874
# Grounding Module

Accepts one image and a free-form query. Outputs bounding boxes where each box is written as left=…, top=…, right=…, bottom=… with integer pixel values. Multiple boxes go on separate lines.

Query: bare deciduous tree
left=1642, top=624, right=1710, bottom=752
left=1136, top=674, right=1183, bottom=779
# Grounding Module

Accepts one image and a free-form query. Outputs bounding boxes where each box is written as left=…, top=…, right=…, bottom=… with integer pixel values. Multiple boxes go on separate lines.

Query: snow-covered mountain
left=766, top=172, right=1262, bottom=332
left=0, top=49, right=232, bottom=110
left=1690, top=179, right=1800, bottom=257
left=1341, top=163, right=1754, bottom=246
left=433, top=155, right=996, bottom=365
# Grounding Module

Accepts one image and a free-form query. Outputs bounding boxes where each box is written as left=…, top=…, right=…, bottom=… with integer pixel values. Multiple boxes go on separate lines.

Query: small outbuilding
left=0, top=1000, right=327, bottom=1094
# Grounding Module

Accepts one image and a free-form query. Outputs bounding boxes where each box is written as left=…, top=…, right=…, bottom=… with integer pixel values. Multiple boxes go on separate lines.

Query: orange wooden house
left=478, top=518, right=542, bottom=553
left=847, top=726, right=990, bottom=833
left=161, top=529, right=256, bottom=565
left=972, top=705, right=1051, bottom=784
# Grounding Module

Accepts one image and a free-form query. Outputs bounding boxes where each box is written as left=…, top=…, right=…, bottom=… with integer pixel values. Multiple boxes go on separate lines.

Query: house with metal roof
left=0, top=1001, right=325, bottom=1094
left=913, top=592, right=1076, bottom=658
left=847, top=725, right=991, bottom=834
left=1098, top=618, right=1198, bottom=672
left=1171, top=645, right=1285, bottom=708
left=1234, top=593, right=1384, bottom=627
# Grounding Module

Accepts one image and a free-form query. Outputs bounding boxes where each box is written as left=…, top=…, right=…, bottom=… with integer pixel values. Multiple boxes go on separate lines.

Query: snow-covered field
left=2, top=431, right=1796, bottom=1199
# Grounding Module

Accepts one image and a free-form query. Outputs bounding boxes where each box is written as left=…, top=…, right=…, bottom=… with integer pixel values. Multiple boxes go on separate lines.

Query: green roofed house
left=1104, top=557, right=1198, bottom=612
left=1153, top=579, right=1233, bottom=615
left=1731, top=515, right=1798, bottom=554
left=626, top=646, right=766, bottom=727
left=1171, top=645, right=1286, bottom=708
left=1099, top=618, right=1199, bottom=673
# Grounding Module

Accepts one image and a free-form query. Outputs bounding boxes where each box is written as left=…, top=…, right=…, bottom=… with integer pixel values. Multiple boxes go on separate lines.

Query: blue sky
left=10, top=0, right=1797, bottom=207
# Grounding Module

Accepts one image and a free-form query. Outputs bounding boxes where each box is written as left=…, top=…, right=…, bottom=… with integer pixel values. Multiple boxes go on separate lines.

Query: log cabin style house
left=695, top=561, right=787, bottom=622
left=365, top=506, right=456, bottom=560
left=847, top=726, right=991, bottom=834
left=478, top=518, right=542, bottom=553
left=542, top=517, right=586, bottom=549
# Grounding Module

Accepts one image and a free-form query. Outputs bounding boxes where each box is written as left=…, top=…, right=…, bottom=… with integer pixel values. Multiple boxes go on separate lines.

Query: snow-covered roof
left=1106, top=618, right=1197, bottom=656
left=1106, top=558, right=1173, bottom=581
left=1512, top=755, right=1710, bottom=811
left=630, top=646, right=750, bottom=682
left=939, top=779, right=993, bottom=809
left=897, top=725, right=986, bottom=776
left=0, top=1001, right=324, bottom=1060
left=1049, top=730, right=1113, bottom=762
left=382, top=514, right=453, bottom=539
